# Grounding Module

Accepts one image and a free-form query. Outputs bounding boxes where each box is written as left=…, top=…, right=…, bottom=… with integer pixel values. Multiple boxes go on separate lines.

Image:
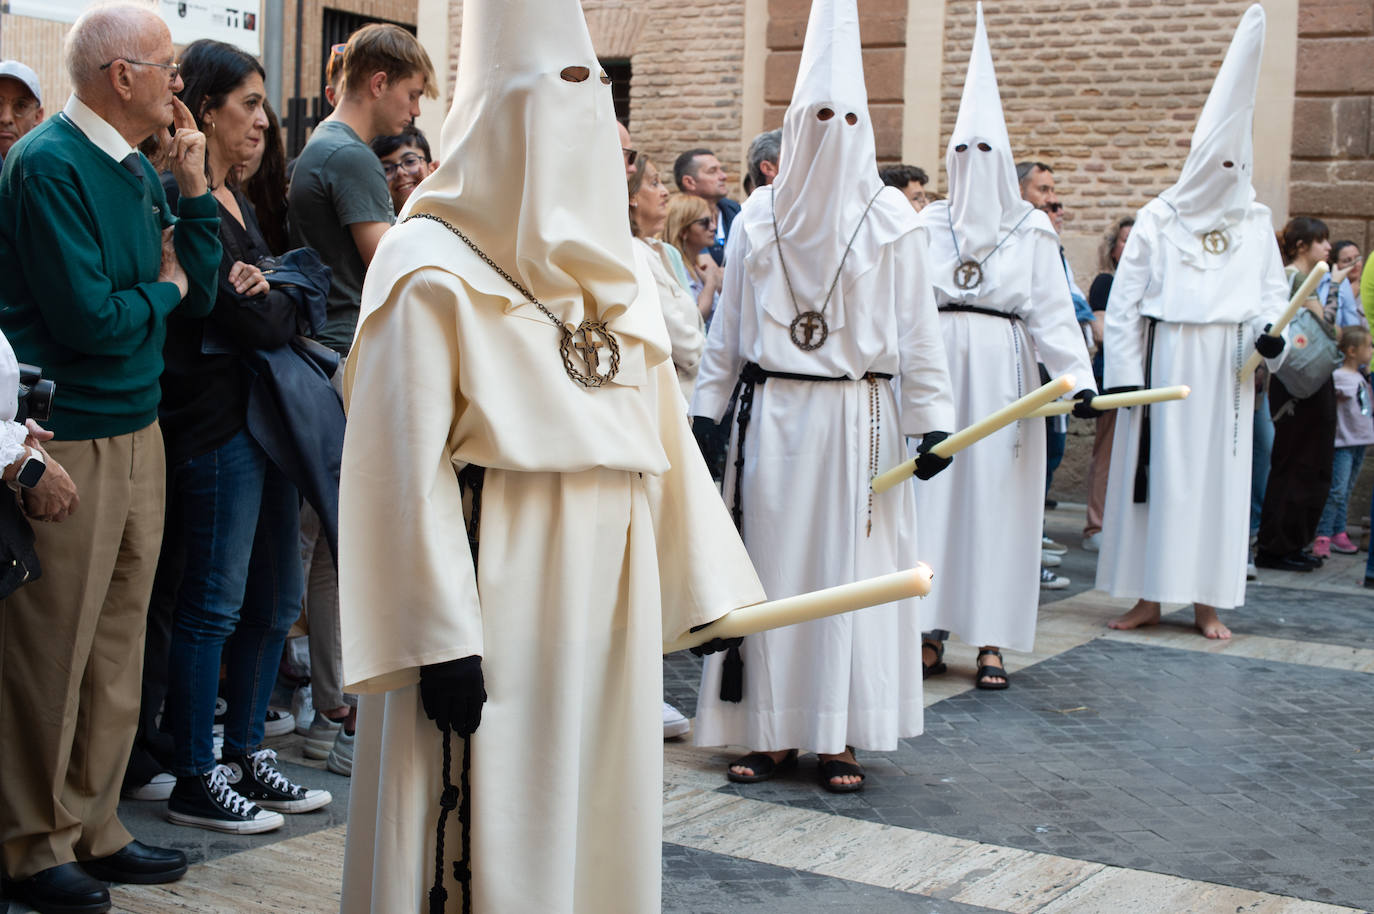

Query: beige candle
left=869, top=374, right=1076, bottom=495
left=663, top=565, right=934, bottom=654
left=1239, top=261, right=1329, bottom=379
left=1026, top=384, right=1191, bottom=418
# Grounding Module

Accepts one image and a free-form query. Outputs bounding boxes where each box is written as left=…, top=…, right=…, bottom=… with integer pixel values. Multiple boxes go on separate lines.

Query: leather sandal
left=818, top=752, right=866, bottom=794
left=975, top=648, right=1009, bottom=691
left=922, top=639, right=947, bottom=680
left=726, top=749, right=798, bottom=783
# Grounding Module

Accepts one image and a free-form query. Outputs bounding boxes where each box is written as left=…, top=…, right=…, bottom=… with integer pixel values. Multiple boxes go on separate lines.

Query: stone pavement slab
left=1164, top=582, right=1374, bottom=649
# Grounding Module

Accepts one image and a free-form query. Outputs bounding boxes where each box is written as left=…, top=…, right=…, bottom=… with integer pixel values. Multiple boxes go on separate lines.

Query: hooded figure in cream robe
left=336, top=1, right=765, bottom=911
left=1096, top=4, right=1288, bottom=637
left=913, top=4, right=1094, bottom=676
left=690, top=0, right=954, bottom=783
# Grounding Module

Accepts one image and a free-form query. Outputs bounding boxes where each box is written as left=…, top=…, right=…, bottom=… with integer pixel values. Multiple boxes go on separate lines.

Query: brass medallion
left=954, top=260, right=984, bottom=290
left=1201, top=229, right=1229, bottom=255
left=789, top=311, right=829, bottom=351
left=558, top=320, right=621, bottom=388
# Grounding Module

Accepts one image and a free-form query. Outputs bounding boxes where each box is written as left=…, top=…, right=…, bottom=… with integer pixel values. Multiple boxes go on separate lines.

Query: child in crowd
left=1315, top=326, right=1374, bottom=558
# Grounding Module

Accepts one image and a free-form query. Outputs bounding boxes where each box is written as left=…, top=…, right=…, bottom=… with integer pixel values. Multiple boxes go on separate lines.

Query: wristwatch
left=15, top=448, right=46, bottom=489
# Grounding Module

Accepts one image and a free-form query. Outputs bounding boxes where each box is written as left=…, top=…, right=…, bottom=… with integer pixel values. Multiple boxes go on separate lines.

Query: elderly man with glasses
left=0, top=5, right=221, bottom=912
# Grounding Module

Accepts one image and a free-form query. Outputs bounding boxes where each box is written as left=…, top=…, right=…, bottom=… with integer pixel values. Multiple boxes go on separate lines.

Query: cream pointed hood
left=747, top=0, right=915, bottom=316
left=1159, top=4, right=1265, bottom=233
left=400, top=0, right=641, bottom=331
left=942, top=3, right=1034, bottom=263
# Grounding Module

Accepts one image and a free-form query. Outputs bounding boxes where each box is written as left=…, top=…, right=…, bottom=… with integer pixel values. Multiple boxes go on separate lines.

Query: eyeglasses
left=99, top=57, right=180, bottom=78
left=0, top=97, right=38, bottom=118
left=622, top=147, right=638, bottom=167
left=382, top=152, right=428, bottom=178
left=690, top=217, right=714, bottom=231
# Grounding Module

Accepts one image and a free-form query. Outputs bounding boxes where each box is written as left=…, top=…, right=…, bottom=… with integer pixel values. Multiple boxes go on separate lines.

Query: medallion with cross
left=954, top=260, right=983, bottom=290
left=789, top=310, right=829, bottom=351
left=558, top=320, right=621, bottom=388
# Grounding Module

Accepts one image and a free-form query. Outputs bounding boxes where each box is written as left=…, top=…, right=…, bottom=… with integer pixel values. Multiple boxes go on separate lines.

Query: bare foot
left=1108, top=599, right=1161, bottom=630
left=729, top=749, right=792, bottom=779
left=817, top=748, right=863, bottom=788
left=1193, top=604, right=1231, bottom=640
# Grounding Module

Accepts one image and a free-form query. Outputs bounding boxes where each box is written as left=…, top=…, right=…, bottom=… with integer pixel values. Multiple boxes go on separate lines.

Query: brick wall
left=1289, top=0, right=1374, bottom=250
left=938, top=0, right=1256, bottom=271
left=0, top=14, right=76, bottom=119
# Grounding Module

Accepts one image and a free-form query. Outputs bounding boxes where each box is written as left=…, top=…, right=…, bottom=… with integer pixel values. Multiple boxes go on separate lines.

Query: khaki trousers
left=0, top=423, right=165, bottom=879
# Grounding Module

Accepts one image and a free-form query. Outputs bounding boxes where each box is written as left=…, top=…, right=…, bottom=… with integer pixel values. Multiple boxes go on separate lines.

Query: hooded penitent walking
left=913, top=4, right=1094, bottom=685
left=690, top=0, right=954, bottom=792
left=1096, top=4, right=1288, bottom=637
left=335, top=0, right=764, bottom=910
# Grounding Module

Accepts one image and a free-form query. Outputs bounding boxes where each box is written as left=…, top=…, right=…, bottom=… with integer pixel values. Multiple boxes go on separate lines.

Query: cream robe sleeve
left=893, top=228, right=956, bottom=436
left=338, top=271, right=483, bottom=694
left=1022, top=231, right=1097, bottom=394
left=690, top=227, right=750, bottom=422
left=646, top=355, right=767, bottom=642
left=640, top=240, right=705, bottom=386
left=1103, top=219, right=1154, bottom=391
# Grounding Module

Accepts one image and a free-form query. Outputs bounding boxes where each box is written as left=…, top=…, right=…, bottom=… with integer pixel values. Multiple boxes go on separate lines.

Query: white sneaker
left=662, top=702, right=690, bottom=740
left=264, top=708, right=295, bottom=738
left=1247, top=561, right=1258, bottom=580
left=122, top=771, right=176, bottom=801
left=292, top=684, right=316, bottom=735
left=302, top=713, right=342, bottom=760
left=1041, top=536, right=1068, bottom=555
left=1041, top=550, right=1062, bottom=567
left=326, top=728, right=354, bottom=777
left=1040, top=566, right=1070, bottom=590
left=1082, top=532, right=1103, bottom=552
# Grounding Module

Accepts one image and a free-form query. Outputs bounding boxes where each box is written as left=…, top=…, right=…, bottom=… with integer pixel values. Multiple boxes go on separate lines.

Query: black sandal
left=922, top=639, right=947, bottom=680
left=818, top=753, right=866, bottom=794
left=726, top=749, right=798, bottom=783
left=975, top=648, right=1009, bottom=691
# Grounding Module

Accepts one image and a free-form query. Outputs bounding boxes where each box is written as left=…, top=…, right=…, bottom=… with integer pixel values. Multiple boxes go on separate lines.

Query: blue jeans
left=165, top=430, right=303, bottom=776
left=1317, top=445, right=1366, bottom=537
left=1251, top=391, right=1275, bottom=535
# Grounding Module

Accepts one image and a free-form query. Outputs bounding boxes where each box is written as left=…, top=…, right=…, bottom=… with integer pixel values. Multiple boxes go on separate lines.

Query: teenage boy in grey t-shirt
left=288, top=23, right=437, bottom=356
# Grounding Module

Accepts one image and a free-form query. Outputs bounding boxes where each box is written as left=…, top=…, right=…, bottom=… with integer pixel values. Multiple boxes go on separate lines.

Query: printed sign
left=5, top=0, right=261, bottom=56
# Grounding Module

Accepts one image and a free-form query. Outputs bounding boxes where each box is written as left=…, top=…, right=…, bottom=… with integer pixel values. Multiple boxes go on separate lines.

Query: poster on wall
left=5, top=0, right=262, bottom=57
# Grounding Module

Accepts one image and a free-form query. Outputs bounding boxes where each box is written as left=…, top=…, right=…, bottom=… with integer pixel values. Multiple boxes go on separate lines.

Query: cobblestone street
left=16, top=505, right=1372, bottom=913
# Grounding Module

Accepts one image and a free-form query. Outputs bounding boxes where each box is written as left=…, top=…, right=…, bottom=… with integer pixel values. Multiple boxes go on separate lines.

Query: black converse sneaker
left=224, top=748, right=333, bottom=813
left=167, top=765, right=285, bottom=834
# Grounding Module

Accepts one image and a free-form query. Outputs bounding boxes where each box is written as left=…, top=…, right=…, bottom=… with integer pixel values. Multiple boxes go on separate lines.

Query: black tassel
left=431, top=728, right=474, bottom=914
left=719, top=643, right=744, bottom=702
left=1132, top=319, right=1158, bottom=505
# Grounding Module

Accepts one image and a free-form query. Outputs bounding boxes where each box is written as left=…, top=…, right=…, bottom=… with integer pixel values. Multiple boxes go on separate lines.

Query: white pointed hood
left=749, top=0, right=915, bottom=316
left=399, top=0, right=644, bottom=333
left=943, top=3, right=1034, bottom=262
left=1159, top=4, right=1265, bottom=233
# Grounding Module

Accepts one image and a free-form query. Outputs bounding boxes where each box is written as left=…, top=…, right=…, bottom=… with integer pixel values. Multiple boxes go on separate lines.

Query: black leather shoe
left=81, top=840, right=187, bottom=885
left=1254, top=551, right=1315, bottom=572
left=3, top=862, right=110, bottom=913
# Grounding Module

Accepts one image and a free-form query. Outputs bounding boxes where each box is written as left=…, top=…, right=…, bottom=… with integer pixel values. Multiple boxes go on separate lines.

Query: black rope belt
left=1133, top=319, right=1159, bottom=504
left=720, top=361, right=893, bottom=703
left=938, top=304, right=1020, bottom=320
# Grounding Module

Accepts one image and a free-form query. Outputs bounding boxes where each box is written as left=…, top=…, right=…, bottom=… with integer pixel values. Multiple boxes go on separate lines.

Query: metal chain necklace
left=947, top=206, right=1035, bottom=290
left=772, top=188, right=883, bottom=351
left=406, top=212, right=621, bottom=388
left=1156, top=196, right=1230, bottom=255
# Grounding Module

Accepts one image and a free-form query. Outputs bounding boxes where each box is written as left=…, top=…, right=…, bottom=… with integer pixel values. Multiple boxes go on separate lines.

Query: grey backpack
left=1273, top=279, right=1342, bottom=400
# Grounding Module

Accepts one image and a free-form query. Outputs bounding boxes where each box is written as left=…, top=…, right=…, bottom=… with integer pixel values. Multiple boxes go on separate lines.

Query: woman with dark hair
left=239, top=100, right=289, bottom=253
left=1081, top=216, right=1133, bottom=552
left=160, top=38, right=331, bottom=834
left=1254, top=216, right=1339, bottom=571
left=1326, top=240, right=1365, bottom=328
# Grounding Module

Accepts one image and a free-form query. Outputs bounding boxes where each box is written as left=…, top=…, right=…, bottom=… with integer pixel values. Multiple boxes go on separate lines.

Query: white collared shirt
left=62, top=94, right=138, bottom=164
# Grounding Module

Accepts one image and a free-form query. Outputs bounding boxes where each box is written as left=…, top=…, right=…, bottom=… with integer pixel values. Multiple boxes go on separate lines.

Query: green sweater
left=0, top=115, right=220, bottom=440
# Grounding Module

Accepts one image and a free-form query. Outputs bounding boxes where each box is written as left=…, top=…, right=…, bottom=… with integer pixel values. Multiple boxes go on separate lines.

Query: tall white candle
left=1239, top=261, right=1328, bottom=379
left=663, top=565, right=934, bottom=654
left=1026, top=384, right=1191, bottom=418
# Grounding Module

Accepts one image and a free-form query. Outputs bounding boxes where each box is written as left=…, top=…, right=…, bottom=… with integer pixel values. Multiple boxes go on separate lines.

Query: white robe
left=339, top=225, right=765, bottom=914
left=912, top=204, right=1094, bottom=652
left=1095, top=201, right=1288, bottom=607
left=690, top=191, right=954, bottom=754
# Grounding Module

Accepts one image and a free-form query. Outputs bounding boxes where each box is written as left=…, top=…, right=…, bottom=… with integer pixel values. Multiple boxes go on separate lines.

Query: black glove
left=1102, top=385, right=1141, bottom=395
left=687, top=621, right=743, bottom=657
left=419, top=655, right=486, bottom=736
left=1070, top=389, right=1101, bottom=420
left=1255, top=325, right=1285, bottom=359
left=914, top=430, right=953, bottom=480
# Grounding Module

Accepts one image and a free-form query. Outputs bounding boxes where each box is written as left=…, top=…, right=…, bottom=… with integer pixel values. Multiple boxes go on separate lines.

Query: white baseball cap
left=0, top=61, right=42, bottom=105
